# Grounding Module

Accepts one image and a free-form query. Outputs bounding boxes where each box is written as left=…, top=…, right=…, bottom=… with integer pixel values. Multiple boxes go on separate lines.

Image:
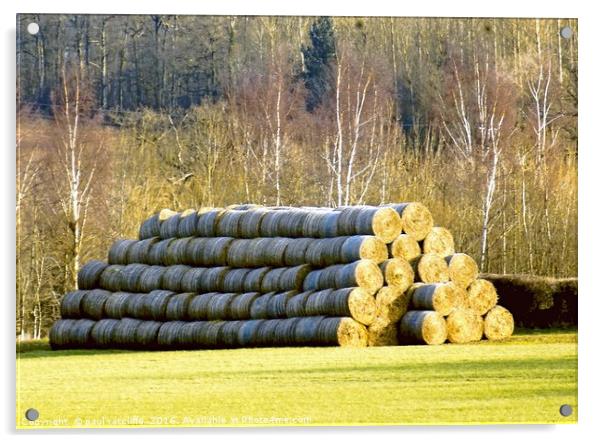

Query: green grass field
left=16, top=329, right=577, bottom=428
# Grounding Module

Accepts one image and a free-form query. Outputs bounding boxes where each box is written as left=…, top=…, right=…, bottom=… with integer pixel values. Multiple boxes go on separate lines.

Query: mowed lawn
left=16, top=329, right=577, bottom=428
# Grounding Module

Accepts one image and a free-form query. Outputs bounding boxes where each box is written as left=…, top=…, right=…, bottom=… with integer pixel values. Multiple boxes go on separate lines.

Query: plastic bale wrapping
left=271, top=318, right=300, bottom=346
left=121, top=263, right=149, bottom=292
left=337, top=206, right=402, bottom=243
left=368, top=318, right=399, bottom=346
left=467, top=279, right=499, bottom=315
left=374, top=286, right=411, bottom=323
left=147, top=238, right=174, bottom=266
left=316, top=317, right=369, bottom=347
left=188, top=293, right=216, bottom=320
left=389, top=235, right=421, bottom=264
left=334, top=260, right=384, bottom=296
left=123, top=293, right=145, bottom=319
left=90, top=318, right=120, bottom=348
left=78, top=260, right=108, bottom=289
left=81, top=289, right=112, bottom=320
left=157, top=321, right=187, bottom=349
left=340, top=235, right=388, bottom=264
left=408, top=282, right=458, bottom=316
left=265, top=238, right=291, bottom=267
left=103, top=292, right=131, bottom=319
left=186, top=238, right=210, bottom=266
left=304, top=288, right=376, bottom=326
left=179, top=268, right=206, bottom=293
left=108, top=239, right=137, bottom=265
left=99, top=265, right=125, bottom=292
left=226, top=239, right=252, bottom=267
left=230, top=292, right=260, bottom=320
left=60, top=290, right=87, bottom=318
left=411, top=253, right=450, bottom=283
left=199, top=266, right=230, bottom=293
left=194, top=209, right=221, bottom=237
left=249, top=292, right=273, bottom=319
left=265, top=290, right=296, bottom=318
left=278, top=265, right=312, bottom=291
left=222, top=268, right=252, bottom=293
left=294, top=316, right=325, bottom=345
left=220, top=320, right=244, bottom=348
left=243, top=267, right=270, bottom=292
left=386, top=202, right=434, bottom=241
left=254, top=319, right=281, bottom=347
left=399, top=310, right=447, bottom=345
left=234, top=319, right=263, bottom=347
left=165, top=238, right=193, bottom=266
left=159, top=212, right=184, bottom=239
left=137, top=265, right=166, bottom=293
left=283, top=238, right=314, bottom=266
left=49, top=319, right=74, bottom=350
left=260, top=268, right=287, bottom=293
left=276, top=209, right=308, bottom=237
left=446, top=308, right=484, bottom=343
left=483, top=305, right=514, bottom=340
left=177, top=210, right=200, bottom=238
left=126, top=237, right=159, bottom=265
left=285, top=291, right=313, bottom=318
left=207, top=293, right=237, bottom=320
left=135, top=320, right=163, bottom=349
left=379, top=258, right=415, bottom=292
left=165, top=292, right=195, bottom=321
left=138, top=209, right=176, bottom=240
left=162, top=265, right=192, bottom=292
left=423, top=227, right=455, bottom=257
left=445, top=253, right=479, bottom=289
left=216, top=209, right=245, bottom=238
left=239, top=208, right=269, bottom=238
left=258, top=211, right=284, bottom=237
left=301, top=211, right=330, bottom=238
left=204, top=237, right=233, bottom=266
left=112, top=318, right=143, bottom=349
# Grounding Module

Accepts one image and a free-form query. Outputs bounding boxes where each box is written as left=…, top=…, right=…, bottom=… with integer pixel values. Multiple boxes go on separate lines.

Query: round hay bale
left=196, top=209, right=223, bottom=237
left=188, top=293, right=217, bottom=320
left=386, top=202, right=434, bottom=241
left=399, top=310, right=447, bottom=345
left=143, top=290, right=175, bottom=321
left=411, top=254, right=450, bottom=283
left=239, top=208, right=269, bottom=238
left=283, top=238, right=314, bottom=266
left=445, top=253, right=479, bottom=289
left=162, top=265, right=192, bottom=292
left=220, top=320, right=244, bottom=348
left=177, top=211, right=200, bottom=238
left=195, top=321, right=227, bottom=349
left=216, top=210, right=245, bottom=237
left=278, top=265, right=312, bottom=291
left=139, top=213, right=161, bottom=240
left=258, top=211, right=282, bottom=237
left=147, top=238, right=175, bottom=266
left=367, top=318, right=399, bottom=346
left=316, top=265, right=344, bottom=289
left=294, top=316, right=325, bottom=345
left=81, top=289, right=112, bottom=320
left=260, top=268, right=287, bottom=293
left=165, top=292, right=194, bottom=321
left=467, top=279, right=499, bottom=315
left=254, top=319, right=281, bottom=347
left=302, top=269, right=322, bottom=291
left=272, top=318, right=301, bottom=346
left=126, top=237, right=159, bottom=264
left=207, top=292, right=237, bottom=320
left=124, top=293, right=146, bottom=318
left=230, top=292, right=260, bottom=320
left=243, top=267, right=270, bottom=292
left=408, top=283, right=458, bottom=316
left=157, top=321, right=187, bottom=349
left=310, top=287, right=376, bottom=325
left=249, top=292, right=273, bottom=319
left=159, top=213, right=182, bottom=239
left=78, top=260, right=108, bottom=289
left=103, top=292, right=131, bottom=318
left=379, top=258, right=414, bottom=292
left=389, top=234, right=421, bottom=262
left=165, top=238, right=192, bottom=266
left=236, top=319, right=265, bottom=347
left=49, top=319, right=75, bottom=349
left=99, top=265, right=125, bottom=292
left=91, top=318, right=120, bottom=348
left=316, top=317, right=368, bottom=347
left=483, top=305, right=514, bottom=340
left=121, top=263, right=149, bottom=292
left=304, top=238, right=330, bottom=267
left=301, top=211, right=325, bottom=237
left=449, top=283, right=470, bottom=309
left=263, top=238, right=290, bottom=267
left=355, top=207, right=402, bottom=243
left=186, top=238, right=211, bottom=266
left=112, top=318, right=143, bottom=349
left=318, top=211, right=340, bottom=238
left=375, top=286, right=411, bottom=323
left=423, top=227, right=455, bottom=257
left=446, top=308, right=484, bottom=343
left=180, top=267, right=206, bottom=293
left=335, top=208, right=361, bottom=236
left=226, top=239, right=252, bottom=267
left=108, top=239, right=137, bottom=265
left=60, top=290, right=87, bottom=318
left=266, top=290, right=297, bottom=318
left=243, top=238, right=271, bottom=266
left=335, top=260, right=384, bottom=295
left=199, top=266, right=230, bottom=292
left=340, top=236, right=388, bottom=264
left=135, top=320, right=162, bottom=348
left=282, top=210, right=310, bottom=237
left=285, top=291, right=312, bottom=318
left=204, top=237, right=234, bottom=266
left=138, top=266, right=167, bottom=293
left=68, top=319, right=97, bottom=348
left=320, top=237, right=348, bottom=266
left=222, top=268, right=252, bottom=293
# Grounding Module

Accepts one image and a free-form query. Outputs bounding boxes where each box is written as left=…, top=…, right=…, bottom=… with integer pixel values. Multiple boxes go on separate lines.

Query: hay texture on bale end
left=374, top=286, right=411, bottom=323
left=411, top=253, right=450, bottom=283
left=467, top=279, right=499, bottom=315
left=387, top=202, right=434, bottom=241
left=446, top=308, right=484, bottom=343
left=340, top=235, right=388, bottom=264
left=316, top=317, right=369, bottom=347
left=408, top=282, right=458, bottom=316
left=367, top=318, right=399, bottom=346
left=379, top=258, right=414, bottom=292
left=389, top=234, right=421, bottom=262
left=399, top=310, right=447, bottom=345
left=445, top=253, right=479, bottom=289
left=422, top=227, right=455, bottom=257
left=334, top=260, right=384, bottom=295
left=483, top=305, right=514, bottom=340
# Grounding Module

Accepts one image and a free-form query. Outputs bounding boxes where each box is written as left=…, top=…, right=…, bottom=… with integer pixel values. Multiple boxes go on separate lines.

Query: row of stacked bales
left=50, top=203, right=514, bottom=350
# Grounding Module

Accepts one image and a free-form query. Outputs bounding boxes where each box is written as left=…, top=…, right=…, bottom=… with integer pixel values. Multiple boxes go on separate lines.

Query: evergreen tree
left=301, top=17, right=336, bottom=112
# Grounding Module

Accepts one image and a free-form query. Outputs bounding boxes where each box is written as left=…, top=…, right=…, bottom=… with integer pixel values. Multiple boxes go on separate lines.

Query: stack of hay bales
left=49, top=203, right=514, bottom=351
